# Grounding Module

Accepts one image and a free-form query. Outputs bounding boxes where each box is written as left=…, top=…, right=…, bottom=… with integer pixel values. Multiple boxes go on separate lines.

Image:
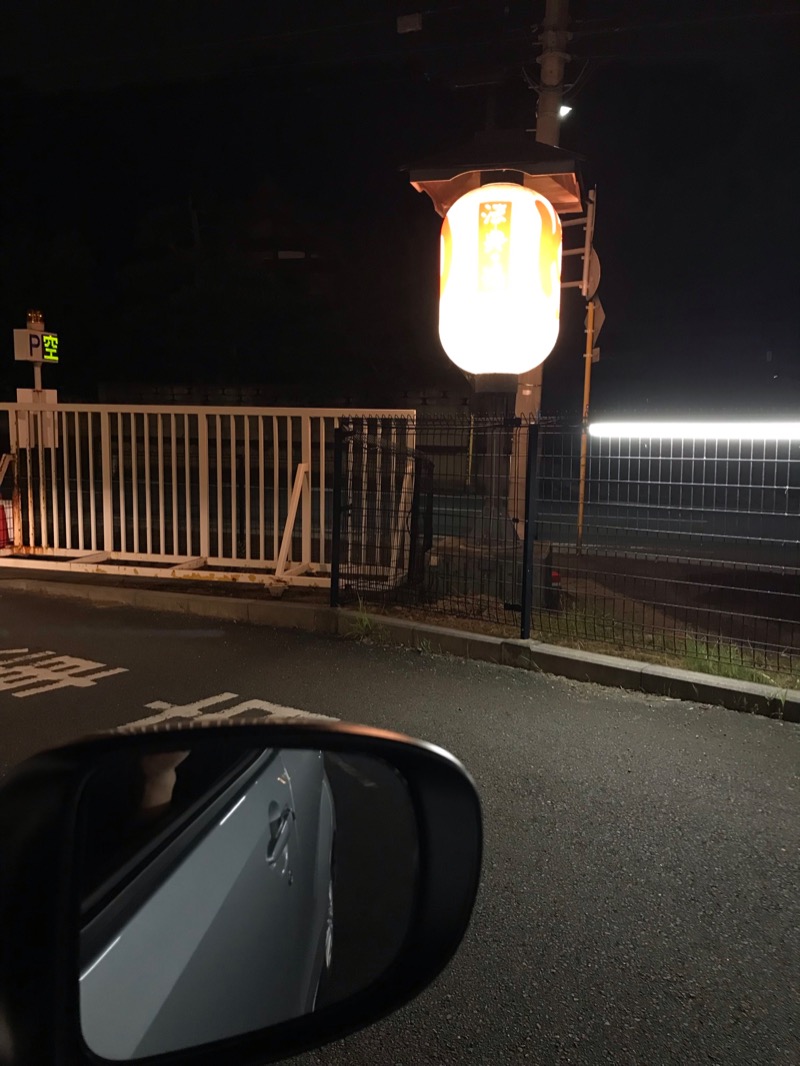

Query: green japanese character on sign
left=42, top=334, right=59, bottom=362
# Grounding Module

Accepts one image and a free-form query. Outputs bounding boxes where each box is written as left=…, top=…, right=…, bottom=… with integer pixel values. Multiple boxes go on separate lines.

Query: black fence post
left=520, top=421, right=540, bottom=641
left=330, top=425, right=345, bottom=608
left=407, top=452, right=423, bottom=591
left=407, top=458, right=434, bottom=594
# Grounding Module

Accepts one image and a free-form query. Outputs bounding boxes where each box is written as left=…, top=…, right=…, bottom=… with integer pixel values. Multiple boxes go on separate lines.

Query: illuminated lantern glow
left=438, top=183, right=562, bottom=375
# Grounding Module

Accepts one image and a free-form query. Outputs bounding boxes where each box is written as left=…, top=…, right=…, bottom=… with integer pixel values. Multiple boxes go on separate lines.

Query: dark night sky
left=1, top=1, right=798, bottom=416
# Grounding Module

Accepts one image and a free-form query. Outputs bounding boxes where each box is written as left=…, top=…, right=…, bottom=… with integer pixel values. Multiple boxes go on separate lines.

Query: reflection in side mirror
left=76, top=741, right=419, bottom=1060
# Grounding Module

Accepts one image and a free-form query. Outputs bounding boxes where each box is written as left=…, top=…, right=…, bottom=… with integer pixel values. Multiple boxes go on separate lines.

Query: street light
left=438, top=183, right=563, bottom=375
left=558, top=104, right=573, bottom=118
left=405, top=130, right=582, bottom=380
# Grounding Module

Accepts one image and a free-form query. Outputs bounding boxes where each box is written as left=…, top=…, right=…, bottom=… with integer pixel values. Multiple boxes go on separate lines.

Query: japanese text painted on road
left=122, top=692, right=337, bottom=730
left=0, top=648, right=127, bottom=698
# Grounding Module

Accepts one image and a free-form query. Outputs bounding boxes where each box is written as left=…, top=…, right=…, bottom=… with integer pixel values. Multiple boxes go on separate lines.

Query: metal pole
left=520, top=421, right=540, bottom=640
left=576, top=299, right=596, bottom=552
left=516, top=0, right=570, bottom=423
left=466, top=415, right=474, bottom=489
left=407, top=453, right=425, bottom=590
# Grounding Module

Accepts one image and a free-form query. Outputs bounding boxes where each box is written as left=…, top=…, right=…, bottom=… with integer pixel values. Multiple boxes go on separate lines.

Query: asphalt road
left=1, top=587, right=798, bottom=1065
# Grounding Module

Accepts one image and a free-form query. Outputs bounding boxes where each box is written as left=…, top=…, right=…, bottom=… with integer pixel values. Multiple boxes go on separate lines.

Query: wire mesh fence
left=332, top=418, right=800, bottom=681
left=330, top=420, right=432, bottom=605
left=331, top=416, right=544, bottom=627
left=537, top=427, right=800, bottom=681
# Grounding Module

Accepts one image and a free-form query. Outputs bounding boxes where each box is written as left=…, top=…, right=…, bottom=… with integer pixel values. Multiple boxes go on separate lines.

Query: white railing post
left=184, top=413, right=192, bottom=556
left=229, top=414, right=237, bottom=559
left=318, top=418, right=327, bottom=568
left=100, top=410, right=113, bottom=552
left=88, top=411, right=97, bottom=551
left=215, top=414, right=223, bottom=557
left=257, top=416, right=265, bottom=561
left=10, top=410, right=22, bottom=549
left=36, top=411, right=47, bottom=548
left=143, top=413, right=152, bottom=555
left=117, top=412, right=126, bottom=553
left=49, top=414, right=59, bottom=550
left=170, top=414, right=178, bottom=556
left=76, top=411, right=85, bottom=550
left=130, top=413, right=139, bottom=553
left=198, top=414, right=210, bottom=559
left=302, top=416, right=313, bottom=569
left=272, top=415, right=280, bottom=562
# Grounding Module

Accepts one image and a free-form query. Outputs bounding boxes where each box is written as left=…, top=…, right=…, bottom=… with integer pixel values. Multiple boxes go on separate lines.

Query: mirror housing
left=0, top=721, right=482, bottom=1066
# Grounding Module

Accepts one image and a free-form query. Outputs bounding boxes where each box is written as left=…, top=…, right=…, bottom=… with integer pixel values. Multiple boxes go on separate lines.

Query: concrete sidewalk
left=1, top=570, right=797, bottom=723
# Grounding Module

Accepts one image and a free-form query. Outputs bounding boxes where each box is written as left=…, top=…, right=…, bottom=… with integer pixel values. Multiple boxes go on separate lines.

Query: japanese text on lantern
left=478, top=201, right=511, bottom=293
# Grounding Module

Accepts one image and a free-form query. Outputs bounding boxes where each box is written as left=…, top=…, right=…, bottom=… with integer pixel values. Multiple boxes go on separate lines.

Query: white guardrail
left=0, top=404, right=414, bottom=588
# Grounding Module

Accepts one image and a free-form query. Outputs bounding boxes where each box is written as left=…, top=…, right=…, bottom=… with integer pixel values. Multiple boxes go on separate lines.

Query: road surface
left=0, top=587, right=797, bottom=1065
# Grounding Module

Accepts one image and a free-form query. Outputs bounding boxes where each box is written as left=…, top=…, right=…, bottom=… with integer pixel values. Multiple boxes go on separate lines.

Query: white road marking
left=0, top=647, right=335, bottom=728
left=122, top=692, right=338, bottom=730
left=136, top=692, right=240, bottom=726
left=0, top=647, right=128, bottom=698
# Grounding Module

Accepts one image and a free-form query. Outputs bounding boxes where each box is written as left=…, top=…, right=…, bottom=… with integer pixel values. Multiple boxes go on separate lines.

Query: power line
left=2, top=3, right=796, bottom=96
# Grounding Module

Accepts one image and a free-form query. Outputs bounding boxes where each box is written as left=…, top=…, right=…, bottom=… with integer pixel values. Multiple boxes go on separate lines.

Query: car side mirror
left=0, top=721, right=482, bottom=1066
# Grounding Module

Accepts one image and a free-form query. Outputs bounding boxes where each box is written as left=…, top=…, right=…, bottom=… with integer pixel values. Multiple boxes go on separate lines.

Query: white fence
left=0, top=403, right=414, bottom=588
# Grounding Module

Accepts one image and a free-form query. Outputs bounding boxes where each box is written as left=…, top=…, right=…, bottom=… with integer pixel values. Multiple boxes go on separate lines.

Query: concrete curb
left=2, top=576, right=797, bottom=724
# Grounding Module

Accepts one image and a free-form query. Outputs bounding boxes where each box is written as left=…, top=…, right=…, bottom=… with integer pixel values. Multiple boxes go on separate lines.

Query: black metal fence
left=330, top=417, right=544, bottom=626
left=330, top=421, right=434, bottom=606
left=537, top=428, right=800, bottom=680
left=331, top=418, right=800, bottom=682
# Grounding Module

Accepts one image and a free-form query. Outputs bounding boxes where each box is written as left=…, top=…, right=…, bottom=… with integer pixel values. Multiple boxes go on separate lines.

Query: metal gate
left=330, top=420, right=434, bottom=606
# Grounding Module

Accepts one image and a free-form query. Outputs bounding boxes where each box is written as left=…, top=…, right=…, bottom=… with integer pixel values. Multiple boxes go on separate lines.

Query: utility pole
left=509, top=0, right=571, bottom=637
left=576, top=297, right=596, bottom=552
left=516, top=0, right=571, bottom=423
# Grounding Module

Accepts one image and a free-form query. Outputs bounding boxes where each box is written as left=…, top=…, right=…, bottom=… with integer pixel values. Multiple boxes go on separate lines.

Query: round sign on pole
left=587, top=248, right=601, bottom=300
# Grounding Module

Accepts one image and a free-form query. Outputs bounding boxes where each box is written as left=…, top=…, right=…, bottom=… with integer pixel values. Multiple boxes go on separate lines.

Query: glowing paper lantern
left=438, top=183, right=562, bottom=375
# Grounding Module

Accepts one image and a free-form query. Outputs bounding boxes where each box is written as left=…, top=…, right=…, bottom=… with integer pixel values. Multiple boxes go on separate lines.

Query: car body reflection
left=78, top=747, right=334, bottom=1059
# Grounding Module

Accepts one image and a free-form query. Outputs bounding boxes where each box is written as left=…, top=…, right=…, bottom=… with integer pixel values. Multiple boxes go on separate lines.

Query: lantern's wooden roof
left=404, top=130, right=584, bottom=217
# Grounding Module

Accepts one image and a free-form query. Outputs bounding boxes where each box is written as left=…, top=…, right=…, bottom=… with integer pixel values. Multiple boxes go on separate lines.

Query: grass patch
left=361, top=598, right=799, bottom=690
left=345, top=596, right=390, bottom=644
left=682, top=639, right=780, bottom=686
left=347, top=596, right=375, bottom=640
left=537, top=607, right=796, bottom=687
